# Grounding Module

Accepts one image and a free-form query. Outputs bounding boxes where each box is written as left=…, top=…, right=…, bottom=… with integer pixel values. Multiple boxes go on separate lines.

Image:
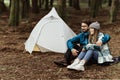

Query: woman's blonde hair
left=88, top=29, right=99, bottom=44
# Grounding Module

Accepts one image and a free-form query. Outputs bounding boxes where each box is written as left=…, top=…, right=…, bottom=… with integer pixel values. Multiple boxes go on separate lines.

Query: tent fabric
left=24, top=7, right=76, bottom=54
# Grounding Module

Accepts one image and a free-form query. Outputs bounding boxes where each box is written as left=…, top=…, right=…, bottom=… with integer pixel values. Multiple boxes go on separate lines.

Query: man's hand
left=96, top=40, right=102, bottom=46
left=77, top=44, right=80, bottom=47
left=71, top=48, right=79, bottom=56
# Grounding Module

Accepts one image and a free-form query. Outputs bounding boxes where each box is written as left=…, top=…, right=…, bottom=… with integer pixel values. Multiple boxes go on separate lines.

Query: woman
left=67, top=21, right=113, bottom=71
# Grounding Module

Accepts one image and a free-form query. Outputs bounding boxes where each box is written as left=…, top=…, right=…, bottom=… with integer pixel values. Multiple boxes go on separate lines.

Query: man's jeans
left=64, top=44, right=83, bottom=65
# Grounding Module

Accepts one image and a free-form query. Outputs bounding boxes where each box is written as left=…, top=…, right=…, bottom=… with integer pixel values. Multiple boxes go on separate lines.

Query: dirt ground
left=0, top=8, right=120, bottom=80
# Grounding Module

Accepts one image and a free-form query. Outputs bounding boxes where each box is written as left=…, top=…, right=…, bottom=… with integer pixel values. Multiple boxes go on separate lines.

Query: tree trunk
left=109, top=0, right=119, bottom=23
left=88, top=0, right=91, bottom=7
left=99, top=0, right=102, bottom=8
left=9, top=0, right=20, bottom=26
left=38, top=0, right=42, bottom=8
left=44, top=0, right=49, bottom=10
left=90, top=0, right=100, bottom=18
left=103, top=0, right=107, bottom=4
left=73, top=0, right=80, bottom=10
left=0, top=0, right=4, bottom=2
left=20, top=0, right=30, bottom=19
left=32, top=0, right=39, bottom=13
left=41, top=0, right=44, bottom=5
left=69, top=0, right=72, bottom=7
left=57, top=0, right=66, bottom=21
left=9, top=0, right=11, bottom=8
left=108, top=0, right=112, bottom=7
left=50, top=0, right=54, bottom=7
left=0, top=1, right=6, bottom=13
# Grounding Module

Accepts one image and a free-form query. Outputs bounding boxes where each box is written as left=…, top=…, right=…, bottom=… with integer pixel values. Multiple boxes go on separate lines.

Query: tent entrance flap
left=33, top=44, right=51, bottom=52
left=33, top=44, right=40, bottom=51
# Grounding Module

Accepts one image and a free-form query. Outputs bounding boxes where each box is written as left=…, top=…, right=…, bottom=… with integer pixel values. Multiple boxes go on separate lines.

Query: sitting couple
left=54, top=20, right=120, bottom=71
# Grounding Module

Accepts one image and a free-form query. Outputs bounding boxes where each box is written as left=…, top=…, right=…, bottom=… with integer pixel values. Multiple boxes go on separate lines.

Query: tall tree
left=108, top=0, right=112, bottom=7
left=90, top=0, right=100, bottom=18
left=0, top=0, right=4, bottom=2
left=32, top=0, right=39, bottom=13
left=9, top=0, right=11, bottom=8
left=88, top=0, right=91, bottom=7
left=20, top=0, right=30, bottom=19
left=44, top=0, right=49, bottom=10
left=50, top=0, right=54, bottom=7
left=38, top=0, right=42, bottom=8
left=99, top=0, right=102, bottom=8
left=0, top=1, right=6, bottom=13
left=38, top=0, right=44, bottom=9
left=69, top=0, right=72, bottom=7
left=41, top=0, right=44, bottom=5
left=57, top=0, right=66, bottom=21
left=109, top=0, right=119, bottom=23
left=73, top=0, right=80, bottom=10
left=9, top=0, right=20, bottom=26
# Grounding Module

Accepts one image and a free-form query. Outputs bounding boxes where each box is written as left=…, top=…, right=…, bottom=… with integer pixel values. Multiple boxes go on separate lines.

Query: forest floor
left=0, top=7, right=120, bottom=80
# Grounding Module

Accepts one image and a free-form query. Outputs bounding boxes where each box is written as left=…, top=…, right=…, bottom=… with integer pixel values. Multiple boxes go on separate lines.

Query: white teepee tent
left=24, top=7, right=76, bottom=54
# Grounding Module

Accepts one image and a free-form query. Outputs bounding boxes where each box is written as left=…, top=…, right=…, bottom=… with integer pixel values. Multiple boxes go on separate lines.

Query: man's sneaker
left=54, top=60, right=69, bottom=67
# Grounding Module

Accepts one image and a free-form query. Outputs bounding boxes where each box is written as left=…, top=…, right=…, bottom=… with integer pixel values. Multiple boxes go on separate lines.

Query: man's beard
left=82, top=29, right=88, bottom=32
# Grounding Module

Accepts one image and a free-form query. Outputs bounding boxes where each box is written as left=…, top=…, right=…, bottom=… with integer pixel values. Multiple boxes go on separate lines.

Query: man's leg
left=65, top=45, right=83, bottom=65
left=54, top=49, right=72, bottom=67
left=54, top=44, right=82, bottom=67
left=64, top=49, right=73, bottom=65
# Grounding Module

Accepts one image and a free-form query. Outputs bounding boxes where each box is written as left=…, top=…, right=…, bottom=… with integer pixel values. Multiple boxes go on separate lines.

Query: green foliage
left=4, top=0, right=9, bottom=7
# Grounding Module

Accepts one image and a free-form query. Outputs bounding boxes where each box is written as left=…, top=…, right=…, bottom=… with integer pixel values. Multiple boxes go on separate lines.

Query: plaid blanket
left=84, top=43, right=113, bottom=64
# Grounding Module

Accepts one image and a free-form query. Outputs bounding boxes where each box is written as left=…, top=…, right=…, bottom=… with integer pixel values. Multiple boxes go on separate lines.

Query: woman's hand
left=96, top=40, right=102, bottom=46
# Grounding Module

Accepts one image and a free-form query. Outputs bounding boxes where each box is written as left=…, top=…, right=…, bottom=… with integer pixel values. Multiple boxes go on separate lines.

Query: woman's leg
left=82, top=50, right=94, bottom=62
left=92, top=50, right=98, bottom=61
left=67, top=49, right=85, bottom=69
left=77, top=51, right=87, bottom=60
left=68, top=50, right=98, bottom=71
left=69, top=50, right=94, bottom=71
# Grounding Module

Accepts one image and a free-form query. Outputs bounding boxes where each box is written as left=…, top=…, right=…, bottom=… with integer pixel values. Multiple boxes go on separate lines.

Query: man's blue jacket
left=67, top=31, right=110, bottom=50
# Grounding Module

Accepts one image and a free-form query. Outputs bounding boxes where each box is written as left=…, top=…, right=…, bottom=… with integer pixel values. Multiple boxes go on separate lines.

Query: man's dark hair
left=81, top=19, right=93, bottom=26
